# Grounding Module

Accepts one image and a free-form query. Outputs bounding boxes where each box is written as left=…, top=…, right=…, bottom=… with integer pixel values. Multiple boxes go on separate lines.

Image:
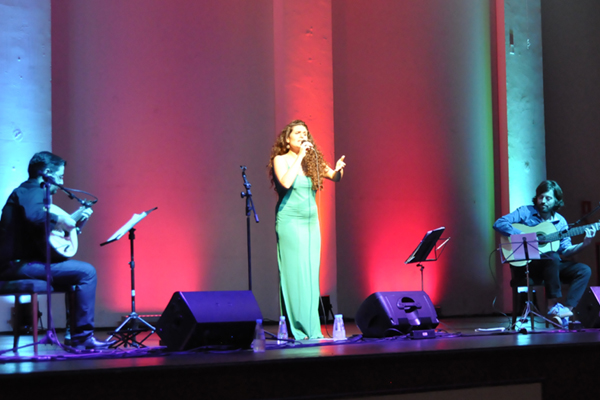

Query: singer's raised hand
left=335, top=155, right=346, bottom=172
left=299, top=140, right=313, bottom=158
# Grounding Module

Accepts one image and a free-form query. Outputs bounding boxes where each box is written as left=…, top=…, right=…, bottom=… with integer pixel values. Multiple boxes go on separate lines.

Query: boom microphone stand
left=0, top=175, right=103, bottom=356
left=240, top=166, right=259, bottom=291
left=33, top=179, right=63, bottom=353
left=2, top=178, right=65, bottom=355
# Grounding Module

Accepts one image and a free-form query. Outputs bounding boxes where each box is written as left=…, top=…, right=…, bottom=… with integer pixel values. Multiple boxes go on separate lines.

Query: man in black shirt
left=0, top=151, right=113, bottom=349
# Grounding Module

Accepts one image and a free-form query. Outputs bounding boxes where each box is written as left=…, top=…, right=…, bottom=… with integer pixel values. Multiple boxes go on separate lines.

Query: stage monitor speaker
left=355, top=291, right=439, bottom=337
left=574, top=287, right=600, bottom=328
left=156, top=291, right=262, bottom=351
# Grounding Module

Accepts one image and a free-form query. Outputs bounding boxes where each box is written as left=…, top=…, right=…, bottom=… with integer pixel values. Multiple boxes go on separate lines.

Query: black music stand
left=405, top=227, right=450, bottom=291
left=499, top=233, right=563, bottom=331
left=101, top=207, right=157, bottom=347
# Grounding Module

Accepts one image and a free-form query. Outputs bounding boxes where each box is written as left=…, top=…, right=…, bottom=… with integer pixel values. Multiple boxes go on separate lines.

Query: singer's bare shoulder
left=273, top=154, right=289, bottom=169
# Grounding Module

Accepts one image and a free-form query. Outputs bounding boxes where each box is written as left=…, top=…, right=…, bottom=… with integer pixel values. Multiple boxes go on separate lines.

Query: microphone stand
left=36, top=180, right=64, bottom=352
left=0, top=176, right=101, bottom=355
left=240, top=166, right=259, bottom=291
left=4, top=180, right=65, bottom=355
left=569, top=201, right=600, bottom=228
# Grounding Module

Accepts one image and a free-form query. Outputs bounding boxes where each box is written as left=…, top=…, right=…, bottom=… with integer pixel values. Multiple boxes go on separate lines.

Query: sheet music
left=509, top=232, right=540, bottom=261
left=107, top=213, right=146, bottom=242
left=104, top=207, right=157, bottom=243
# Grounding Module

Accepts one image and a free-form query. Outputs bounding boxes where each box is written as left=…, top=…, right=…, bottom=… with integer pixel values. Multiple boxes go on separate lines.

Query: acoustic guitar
left=48, top=204, right=91, bottom=258
left=500, top=220, right=600, bottom=267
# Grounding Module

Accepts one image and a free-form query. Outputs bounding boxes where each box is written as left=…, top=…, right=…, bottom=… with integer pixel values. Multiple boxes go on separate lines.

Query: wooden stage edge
left=0, top=319, right=599, bottom=400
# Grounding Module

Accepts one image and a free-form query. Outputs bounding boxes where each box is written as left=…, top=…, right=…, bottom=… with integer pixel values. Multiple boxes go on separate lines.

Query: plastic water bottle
left=252, top=319, right=266, bottom=353
left=277, top=316, right=288, bottom=345
left=333, top=314, right=346, bottom=341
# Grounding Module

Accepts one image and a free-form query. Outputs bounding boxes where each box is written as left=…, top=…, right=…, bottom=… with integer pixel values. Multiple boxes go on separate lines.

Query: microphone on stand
left=40, top=171, right=98, bottom=207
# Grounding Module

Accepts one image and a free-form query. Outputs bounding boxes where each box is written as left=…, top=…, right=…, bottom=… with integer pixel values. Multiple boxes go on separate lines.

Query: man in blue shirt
left=493, top=180, right=596, bottom=323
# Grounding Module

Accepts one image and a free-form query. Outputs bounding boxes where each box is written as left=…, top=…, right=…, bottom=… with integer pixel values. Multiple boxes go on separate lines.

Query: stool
left=0, top=279, right=74, bottom=353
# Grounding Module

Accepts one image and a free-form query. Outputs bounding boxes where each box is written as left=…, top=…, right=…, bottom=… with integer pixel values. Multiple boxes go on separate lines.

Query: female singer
left=268, top=120, right=346, bottom=339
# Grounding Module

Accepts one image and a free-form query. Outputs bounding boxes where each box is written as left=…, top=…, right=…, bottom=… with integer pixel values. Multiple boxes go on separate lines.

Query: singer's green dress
left=275, top=164, right=323, bottom=340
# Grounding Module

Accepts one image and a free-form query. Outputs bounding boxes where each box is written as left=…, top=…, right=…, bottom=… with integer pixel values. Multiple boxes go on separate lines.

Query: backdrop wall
left=51, top=0, right=280, bottom=325
left=332, top=0, right=497, bottom=317
left=542, top=0, right=600, bottom=286
left=47, top=0, right=500, bottom=328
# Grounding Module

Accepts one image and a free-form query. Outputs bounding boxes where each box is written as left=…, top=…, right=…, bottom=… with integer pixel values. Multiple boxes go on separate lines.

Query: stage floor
left=1, top=316, right=599, bottom=400
left=0, top=314, right=563, bottom=359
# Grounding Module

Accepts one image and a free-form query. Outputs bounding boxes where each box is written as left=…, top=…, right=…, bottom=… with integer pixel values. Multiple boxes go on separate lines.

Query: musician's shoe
left=64, top=329, right=71, bottom=346
left=548, top=303, right=573, bottom=319
left=71, top=335, right=116, bottom=350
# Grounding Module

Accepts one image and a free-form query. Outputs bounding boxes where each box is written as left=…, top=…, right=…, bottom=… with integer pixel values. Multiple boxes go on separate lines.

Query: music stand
left=405, top=227, right=450, bottom=291
left=499, top=234, right=563, bottom=331
left=101, top=207, right=158, bottom=347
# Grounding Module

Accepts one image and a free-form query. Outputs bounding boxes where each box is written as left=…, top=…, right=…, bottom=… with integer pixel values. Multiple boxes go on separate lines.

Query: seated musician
left=493, top=180, right=597, bottom=324
left=0, top=151, right=114, bottom=349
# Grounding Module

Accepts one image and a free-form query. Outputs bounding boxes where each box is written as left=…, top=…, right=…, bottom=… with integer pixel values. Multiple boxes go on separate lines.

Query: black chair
left=0, top=279, right=74, bottom=353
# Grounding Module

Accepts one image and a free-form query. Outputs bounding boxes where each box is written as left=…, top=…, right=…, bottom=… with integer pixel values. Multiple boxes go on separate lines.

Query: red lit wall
left=51, top=0, right=280, bottom=324
left=273, top=0, right=339, bottom=310
left=50, top=0, right=500, bottom=326
left=332, top=0, right=498, bottom=316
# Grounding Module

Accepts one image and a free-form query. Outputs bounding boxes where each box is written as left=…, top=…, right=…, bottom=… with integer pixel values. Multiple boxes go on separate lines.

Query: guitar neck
left=543, top=222, right=600, bottom=243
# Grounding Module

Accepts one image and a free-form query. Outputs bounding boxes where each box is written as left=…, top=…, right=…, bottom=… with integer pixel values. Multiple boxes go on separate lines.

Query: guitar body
left=49, top=204, right=79, bottom=258
left=500, top=221, right=559, bottom=267
left=500, top=219, right=600, bottom=267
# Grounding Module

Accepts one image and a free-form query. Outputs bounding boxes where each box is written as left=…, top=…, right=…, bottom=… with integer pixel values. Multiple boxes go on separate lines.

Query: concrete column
left=273, top=0, right=338, bottom=311
left=0, top=0, right=52, bottom=331
left=505, top=0, right=546, bottom=209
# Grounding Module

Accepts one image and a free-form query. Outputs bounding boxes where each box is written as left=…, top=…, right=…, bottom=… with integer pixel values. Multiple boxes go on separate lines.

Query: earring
left=286, top=144, right=290, bottom=149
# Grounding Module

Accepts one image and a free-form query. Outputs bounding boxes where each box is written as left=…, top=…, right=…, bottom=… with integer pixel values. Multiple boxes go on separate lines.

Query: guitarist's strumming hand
left=56, top=214, right=77, bottom=232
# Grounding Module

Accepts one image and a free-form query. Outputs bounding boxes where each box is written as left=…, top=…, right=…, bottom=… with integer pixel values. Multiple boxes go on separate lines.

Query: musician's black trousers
left=529, top=252, right=591, bottom=309
left=0, top=259, right=97, bottom=339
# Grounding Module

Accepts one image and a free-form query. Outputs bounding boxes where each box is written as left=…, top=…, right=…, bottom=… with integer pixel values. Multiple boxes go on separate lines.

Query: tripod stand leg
left=108, top=313, right=155, bottom=348
left=136, top=316, right=155, bottom=331
left=513, top=301, right=563, bottom=331
left=107, top=315, right=134, bottom=340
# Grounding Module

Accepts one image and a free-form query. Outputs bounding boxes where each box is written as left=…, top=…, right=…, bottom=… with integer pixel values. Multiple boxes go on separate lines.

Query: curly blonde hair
left=268, top=120, right=328, bottom=191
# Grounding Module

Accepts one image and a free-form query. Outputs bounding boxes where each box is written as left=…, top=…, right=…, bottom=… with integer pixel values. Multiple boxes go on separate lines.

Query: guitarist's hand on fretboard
left=582, top=226, right=598, bottom=247
left=78, top=207, right=93, bottom=222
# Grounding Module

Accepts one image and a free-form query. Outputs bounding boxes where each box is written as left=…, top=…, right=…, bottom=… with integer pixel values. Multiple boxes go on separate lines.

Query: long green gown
left=275, top=166, right=323, bottom=340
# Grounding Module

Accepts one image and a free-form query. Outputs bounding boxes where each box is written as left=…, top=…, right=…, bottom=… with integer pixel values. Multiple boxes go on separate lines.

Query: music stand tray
left=405, top=227, right=450, bottom=291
